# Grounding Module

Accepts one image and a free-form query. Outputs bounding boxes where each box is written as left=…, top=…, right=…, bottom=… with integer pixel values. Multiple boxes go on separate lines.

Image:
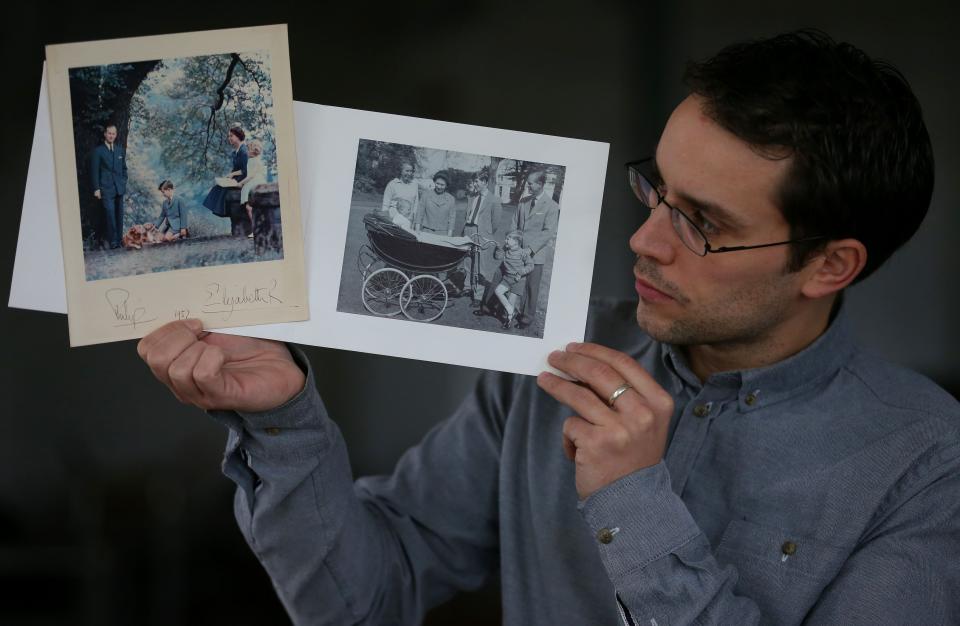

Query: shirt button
left=264, top=427, right=282, bottom=436
left=597, top=528, right=615, bottom=544
left=745, top=392, right=758, bottom=406
left=693, top=403, right=710, bottom=418
left=781, top=541, right=797, bottom=556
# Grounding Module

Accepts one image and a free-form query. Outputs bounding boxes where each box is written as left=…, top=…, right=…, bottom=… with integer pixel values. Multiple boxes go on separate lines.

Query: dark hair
left=229, top=126, right=246, bottom=141
left=528, top=170, right=547, bottom=185
left=433, top=172, right=449, bottom=185
left=684, top=29, right=934, bottom=283
left=158, top=180, right=174, bottom=191
left=474, top=168, right=490, bottom=184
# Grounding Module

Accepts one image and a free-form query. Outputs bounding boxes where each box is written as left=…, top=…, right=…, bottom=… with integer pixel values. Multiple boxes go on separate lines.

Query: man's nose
left=629, top=206, right=677, bottom=265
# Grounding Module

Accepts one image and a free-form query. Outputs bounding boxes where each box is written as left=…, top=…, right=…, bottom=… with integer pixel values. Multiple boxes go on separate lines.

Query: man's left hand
left=537, top=342, right=675, bottom=500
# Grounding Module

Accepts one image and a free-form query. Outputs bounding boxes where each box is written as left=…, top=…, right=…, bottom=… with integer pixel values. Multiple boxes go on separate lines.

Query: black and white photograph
left=45, top=25, right=307, bottom=346
left=336, top=140, right=564, bottom=338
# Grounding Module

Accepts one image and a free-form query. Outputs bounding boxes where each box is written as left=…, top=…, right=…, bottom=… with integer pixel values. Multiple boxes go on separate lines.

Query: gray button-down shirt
left=212, top=298, right=960, bottom=625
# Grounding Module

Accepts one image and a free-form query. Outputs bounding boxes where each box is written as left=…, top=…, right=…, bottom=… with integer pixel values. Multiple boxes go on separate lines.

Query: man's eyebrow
left=652, top=156, right=747, bottom=230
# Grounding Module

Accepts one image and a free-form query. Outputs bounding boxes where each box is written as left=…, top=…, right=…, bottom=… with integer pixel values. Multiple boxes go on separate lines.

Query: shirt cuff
left=208, top=344, right=332, bottom=463
left=578, top=461, right=702, bottom=582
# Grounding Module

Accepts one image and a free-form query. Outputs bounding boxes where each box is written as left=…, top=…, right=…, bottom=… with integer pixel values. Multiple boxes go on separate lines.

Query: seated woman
left=202, top=126, right=248, bottom=220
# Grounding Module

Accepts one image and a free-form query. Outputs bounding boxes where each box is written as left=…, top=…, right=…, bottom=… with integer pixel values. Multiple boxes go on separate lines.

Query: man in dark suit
left=90, top=124, right=128, bottom=249
left=515, top=170, right=560, bottom=328
left=460, top=170, right=500, bottom=303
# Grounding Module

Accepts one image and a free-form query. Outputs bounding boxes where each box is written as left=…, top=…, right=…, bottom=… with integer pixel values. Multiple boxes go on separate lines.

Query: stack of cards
left=11, top=25, right=609, bottom=376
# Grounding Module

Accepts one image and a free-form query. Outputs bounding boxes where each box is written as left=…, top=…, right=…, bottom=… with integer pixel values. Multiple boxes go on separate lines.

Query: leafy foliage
left=71, top=51, right=277, bottom=245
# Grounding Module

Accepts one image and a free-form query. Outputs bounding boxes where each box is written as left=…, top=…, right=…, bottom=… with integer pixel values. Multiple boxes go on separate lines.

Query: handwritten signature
left=203, top=280, right=283, bottom=320
left=105, top=288, right=157, bottom=328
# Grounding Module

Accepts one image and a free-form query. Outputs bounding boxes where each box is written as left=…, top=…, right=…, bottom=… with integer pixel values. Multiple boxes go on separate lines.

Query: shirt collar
left=658, top=308, right=856, bottom=412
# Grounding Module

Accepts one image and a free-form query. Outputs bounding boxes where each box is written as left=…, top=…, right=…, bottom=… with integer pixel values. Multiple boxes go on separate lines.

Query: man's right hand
left=94, top=189, right=101, bottom=200
left=137, top=319, right=306, bottom=413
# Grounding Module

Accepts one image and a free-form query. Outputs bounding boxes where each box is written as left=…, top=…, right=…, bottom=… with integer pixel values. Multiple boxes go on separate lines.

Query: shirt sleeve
left=209, top=347, right=508, bottom=625
left=91, top=148, right=100, bottom=191
left=579, top=462, right=762, bottom=625
left=382, top=180, right=396, bottom=215
left=520, top=251, right=534, bottom=276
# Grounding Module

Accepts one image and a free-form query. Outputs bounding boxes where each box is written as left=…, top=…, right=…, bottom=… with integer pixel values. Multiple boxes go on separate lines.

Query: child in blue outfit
left=155, top=180, right=188, bottom=238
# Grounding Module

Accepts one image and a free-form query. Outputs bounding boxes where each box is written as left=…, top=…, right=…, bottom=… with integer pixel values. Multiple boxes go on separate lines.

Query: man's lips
left=635, top=276, right=674, bottom=302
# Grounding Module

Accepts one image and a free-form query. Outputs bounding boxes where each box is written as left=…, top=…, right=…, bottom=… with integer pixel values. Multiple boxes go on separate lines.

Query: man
left=380, top=162, right=422, bottom=228
left=514, top=169, right=560, bottom=328
left=90, top=124, right=128, bottom=249
left=458, top=170, right=499, bottom=301
left=138, top=31, right=959, bottom=625
left=414, top=172, right=457, bottom=235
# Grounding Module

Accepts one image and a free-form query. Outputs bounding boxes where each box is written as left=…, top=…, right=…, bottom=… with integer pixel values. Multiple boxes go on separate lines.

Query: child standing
left=239, top=139, right=268, bottom=238
left=491, top=230, right=534, bottom=328
left=155, top=180, right=188, bottom=239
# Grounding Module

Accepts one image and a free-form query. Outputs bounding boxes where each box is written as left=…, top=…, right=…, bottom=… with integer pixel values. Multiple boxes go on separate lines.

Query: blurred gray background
left=3, top=1, right=957, bottom=624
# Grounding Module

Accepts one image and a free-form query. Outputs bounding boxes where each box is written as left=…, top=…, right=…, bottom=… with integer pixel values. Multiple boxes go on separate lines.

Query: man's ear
left=800, top=239, right=868, bottom=299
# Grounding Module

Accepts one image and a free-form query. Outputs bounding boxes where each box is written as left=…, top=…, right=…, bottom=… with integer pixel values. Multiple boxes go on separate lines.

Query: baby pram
left=358, top=214, right=493, bottom=322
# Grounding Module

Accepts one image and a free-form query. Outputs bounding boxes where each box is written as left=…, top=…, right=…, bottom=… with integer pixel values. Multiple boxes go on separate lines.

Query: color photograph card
left=45, top=24, right=307, bottom=346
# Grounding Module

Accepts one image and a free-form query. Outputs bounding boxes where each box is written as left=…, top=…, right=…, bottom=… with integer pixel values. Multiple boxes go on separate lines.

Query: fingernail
left=186, top=318, right=203, bottom=332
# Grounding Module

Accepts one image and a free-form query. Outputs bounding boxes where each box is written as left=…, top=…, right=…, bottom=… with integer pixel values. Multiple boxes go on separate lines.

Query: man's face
left=526, top=176, right=544, bottom=197
left=434, top=178, right=447, bottom=194
left=400, top=165, right=414, bottom=183
left=467, top=178, right=481, bottom=196
left=228, top=132, right=241, bottom=148
left=104, top=127, right=117, bottom=144
left=630, top=95, right=805, bottom=348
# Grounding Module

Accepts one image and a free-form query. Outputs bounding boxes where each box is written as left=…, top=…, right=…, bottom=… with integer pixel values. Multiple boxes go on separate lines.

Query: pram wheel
left=400, top=275, right=448, bottom=322
left=362, top=268, right=408, bottom=316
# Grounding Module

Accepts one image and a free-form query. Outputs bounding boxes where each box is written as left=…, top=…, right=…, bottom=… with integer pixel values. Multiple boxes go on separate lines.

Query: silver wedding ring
left=608, top=382, right=633, bottom=407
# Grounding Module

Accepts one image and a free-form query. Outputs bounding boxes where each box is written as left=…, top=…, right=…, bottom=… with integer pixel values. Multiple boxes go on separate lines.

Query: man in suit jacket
left=515, top=170, right=560, bottom=328
left=460, top=171, right=500, bottom=302
left=90, top=124, right=128, bottom=249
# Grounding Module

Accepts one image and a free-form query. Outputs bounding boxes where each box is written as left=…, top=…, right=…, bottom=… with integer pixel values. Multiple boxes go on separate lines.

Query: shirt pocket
left=715, top=519, right=852, bottom=621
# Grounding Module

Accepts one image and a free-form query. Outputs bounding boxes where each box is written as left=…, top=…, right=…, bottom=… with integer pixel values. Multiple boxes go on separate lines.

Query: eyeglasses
left=625, top=158, right=824, bottom=257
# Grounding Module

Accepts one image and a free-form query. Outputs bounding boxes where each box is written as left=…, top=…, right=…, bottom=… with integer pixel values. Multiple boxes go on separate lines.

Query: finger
left=141, top=323, right=205, bottom=389
left=137, top=319, right=203, bottom=362
left=566, top=342, right=674, bottom=415
left=192, top=343, right=230, bottom=405
left=547, top=349, right=636, bottom=407
left=167, top=341, right=208, bottom=405
left=538, top=371, right=613, bottom=426
left=562, top=415, right=592, bottom=458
